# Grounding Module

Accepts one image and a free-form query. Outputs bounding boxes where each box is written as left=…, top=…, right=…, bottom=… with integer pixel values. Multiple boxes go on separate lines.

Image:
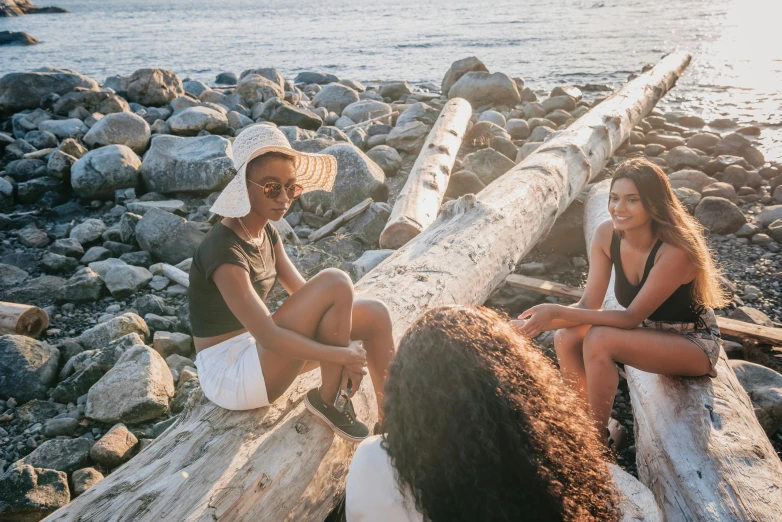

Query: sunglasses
left=247, top=179, right=304, bottom=199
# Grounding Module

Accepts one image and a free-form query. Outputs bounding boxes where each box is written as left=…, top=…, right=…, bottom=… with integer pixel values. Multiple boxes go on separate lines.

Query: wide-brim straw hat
left=210, top=124, right=337, bottom=218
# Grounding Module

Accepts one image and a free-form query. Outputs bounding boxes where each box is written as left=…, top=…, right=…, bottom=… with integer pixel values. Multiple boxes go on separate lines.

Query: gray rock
left=38, top=118, right=88, bottom=140
left=723, top=164, right=763, bottom=191
left=170, top=377, right=200, bottom=414
left=83, top=111, right=151, bottom=154
left=78, top=312, right=149, bottom=350
left=346, top=249, right=394, bottom=280
left=0, top=67, right=99, bottom=113
left=504, top=118, right=531, bottom=140
left=235, top=74, right=284, bottom=107
left=166, top=353, right=194, bottom=374
left=299, top=143, right=387, bottom=214
left=441, top=56, right=489, bottom=96
left=167, top=106, right=230, bottom=136
left=126, top=199, right=186, bottom=215
left=294, top=71, right=340, bottom=85
left=448, top=71, right=520, bottom=108
left=57, top=267, right=105, bottom=303
left=227, top=110, right=253, bottom=131
left=686, top=133, right=719, bottom=151
left=479, top=110, right=506, bottom=126
left=317, top=126, right=349, bottom=143
left=86, top=344, right=174, bottom=424
left=728, top=306, right=774, bottom=326
left=462, top=148, right=515, bottom=185
left=768, top=220, right=782, bottom=243
left=366, top=145, right=402, bottom=176
left=715, top=133, right=764, bottom=167
left=666, top=146, right=701, bottom=170
left=7, top=158, right=46, bottom=182
left=395, top=102, right=438, bottom=128
left=253, top=97, right=322, bottom=130
left=6, top=275, right=65, bottom=306
left=23, top=130, right=57, bottom=149
left=135, top=207, right=206, bottom=264
left=343, top=201, right=392, bottom=246
left=311, top=83, right=360, bottom=115
left=72, top=467, right=104, bottom=496
left=729, top=360, right=782, bottom=436
left=183, top=80, right=210, bottom=98
left=529, top=125, right=554, bottom=142
left=15, top=400, right=64, bottom=424
left=69, top=218, right=107, bottom=245
left=135, top=294, right=174, bottom=317
left=668, top=170, right=717, bottom=192
left=141, top=135, right=233, bottom=195
left=46, top=150, right=76, bottom=180
left=445, top=170, right=486, bottom=199
left=16, top=227, right=50, bottom=248
left=756, top=205, right=782, bottom=228
left=0, top=464, right=69, bottom=521
left=673, top=187, right=701, bottom=213
left=80, top=246, right=112, bottom=264
left=44, top=417, right=79, bottom=437
left=701, top=182, right=738, bottom=203
left=90, top=423, right=138, bottom=468
left=215, top=72, right=238, bottom=85
left=342, top=100, right=393, bottom=124
left=152, top=331, right=193, bottom=358
left=40, top=252, right=78, bottom=274
left=71, top=145, right=141, bottom=200
left=20, top=437, right=92, bottom=473
left=386, top=120, right=429, bottom=154
left=12, top=109, right=51, bottom=139
left=52, top=90, right=129, bottom=116
left=102, top=265, right=153, bottom=298
left=464, top=121, right=510, bottom=148
left=0, top=335, right=59, bottom=402
left=0, top=263, right=29, bottom=287
left=541, top=95, right=576, bottom=113
left=694, top=197, right=747, bottom=234
left=59, top=138, right=87, bottom=159
left=49, top=361, right=104, bottom=404
left=119, top=211, right=142, bottom=244
left=126, top=68, right=184, bottom=106
left=379, top=80, right=411, bottom=100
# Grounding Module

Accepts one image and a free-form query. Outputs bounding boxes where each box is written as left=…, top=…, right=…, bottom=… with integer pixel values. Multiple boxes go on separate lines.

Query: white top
left=346, top=435, right=424, bottom=522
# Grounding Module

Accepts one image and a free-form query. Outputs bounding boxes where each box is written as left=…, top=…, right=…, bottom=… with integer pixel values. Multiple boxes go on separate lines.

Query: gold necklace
left=237, top=218, right=266, bottom=269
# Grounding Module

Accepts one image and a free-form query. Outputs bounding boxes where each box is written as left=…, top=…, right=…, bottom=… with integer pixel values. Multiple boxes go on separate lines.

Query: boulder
left=38, top=118, right=88, bottom=140
left=756, top=205, right=782, bottom=228
left=701, top=182, right=738, bottom=202
left=239, top=67, right=284, bottom=90
left=5, top=275, right=65, bottom=306
left=299, top=143, right=387, bottom=214
left=16, top=227, right=49, bottom=248
left=448, top=71, right=520, bottom=108
left=57, top=267, right=105, bottom=303
left=71, top=145, right=141, bottom=199
left=46, top=149, right=76, bottom=180
left=119, top=212, right=142, bottom=244
left=673, top=187, right=701, bottom=213
left=183, top=80, right=210, bottom=98
left=294, top=71, right=339, bottom=85
left=0, top=263, right=29, bottom=287
left=135, top=207, right=206, bottom=264
left=723, top=164, right=763, bottom=191
left=0, top=335, right=59, bottom=402
left=395, top=102, right=439, bottom=128
left=366, top=145, right=402, bottom=177
left=464, top=121, right=510, bottom=147
left=0, top=67, right=99, bottom=113
left=141, top=135, right=233, bottom=194
left=86, top=344, right=174, bottom=424
left=235, top=74, right=284, bottom=106
left=89, top=423, right=138, bottom=468
left=72, top=467, right=104, bottom=496
left=78, top=312, right=149, bottom=351
left=103, top=265, right=153, bottom=298
left=170, top=376, right=200, bottom=414
left=166, top=353, right=194, bottom=374
left=52, top=90, right=129, bottom=116
left=69, top=218, right=107, bottom=245
left=728, top=306, right=774, bottom=327
left=23, top=129, right=57, bottom=149
left=346, top=249, right=394, bottom=281
left=504, top=118, right=531, bottom=140
left=694, top=197, right=747, bottom=234
left=311, top=83, right=360, bottom=115
left=667, top=170, right=717, bottom=192
left=462, top=148, right=515, bottom=185
left=666, top=146, right=701, bottom=170
left=83, top=111, right=151, bottom=154
left=541, top=95, right=576, bottom=113
left=343, top=201, right=392, bottom=246
left=342, top=100, right=393, bottom=124
left=49, top=361, right=103, bottom=403
left=445, top=170, right=486, bottom=199
left=0, top=465, right=69, bottom=521
left=253, top=97, right=322, bottom=130
left=167, top=106, right=230, bottom=136
left=686, top=132, right=719, bottom=151
left=441, top=56, right=489, bottom=96
left=152, top=331, right=193, bottom=358
left=715, top=133, right=764, bottom=167
left=20, top=438, right=93, bottom=473
left=215, top=72, right=238, bottom=85
left=378, top=80, right=411, bottom=100
left=386, top=120, right=429, bottom=154
left=729, top=360, right=782, bottom=436
left=126, top=68, right=184, bottom=106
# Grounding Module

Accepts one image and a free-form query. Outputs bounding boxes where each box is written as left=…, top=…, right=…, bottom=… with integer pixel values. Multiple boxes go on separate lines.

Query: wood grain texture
left=379, top=97, right=472, bottom=249
left=0, top=301, right=48, bottom=337
left=45, top=52, right=692, bottom=522
left=585, top=180, right=782, bottom=522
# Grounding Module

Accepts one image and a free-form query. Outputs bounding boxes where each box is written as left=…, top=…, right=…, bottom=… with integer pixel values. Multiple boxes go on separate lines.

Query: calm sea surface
left=1, top=0, right=780, bottom=157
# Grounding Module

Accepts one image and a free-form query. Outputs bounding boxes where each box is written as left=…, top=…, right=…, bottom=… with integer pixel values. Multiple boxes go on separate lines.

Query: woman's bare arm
left=273, top=240, right=306, bottom=295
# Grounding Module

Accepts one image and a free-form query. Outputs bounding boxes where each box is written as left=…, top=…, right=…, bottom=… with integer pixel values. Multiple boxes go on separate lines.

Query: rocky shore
left=0, top=0, right=68, bottom=18
left=0, top=58, right=780, bottom=520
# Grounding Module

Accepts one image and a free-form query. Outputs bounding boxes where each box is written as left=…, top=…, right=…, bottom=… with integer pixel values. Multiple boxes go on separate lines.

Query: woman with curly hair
left=515, top=157, right=729, bottom=448
left=345, top=306, right=618, bottom=522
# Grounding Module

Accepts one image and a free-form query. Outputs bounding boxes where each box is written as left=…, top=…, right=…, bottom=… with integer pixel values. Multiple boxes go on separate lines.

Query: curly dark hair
left=381, top=306, right=619, bottom=522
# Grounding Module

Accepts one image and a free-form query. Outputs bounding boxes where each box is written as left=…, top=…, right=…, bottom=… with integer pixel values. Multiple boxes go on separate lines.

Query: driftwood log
left=0, top=301, right=48, bottom=338
left=309, top=198, right=373, bottom=243
left=379, top=97, right=472, bottom=249
left=584, top=180, right=782, bottom=521
left=45, top=52, right=693, bottom=521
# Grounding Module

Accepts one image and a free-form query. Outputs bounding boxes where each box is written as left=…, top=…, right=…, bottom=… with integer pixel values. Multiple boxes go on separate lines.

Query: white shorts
left=194, top=332, right=270, bottom=410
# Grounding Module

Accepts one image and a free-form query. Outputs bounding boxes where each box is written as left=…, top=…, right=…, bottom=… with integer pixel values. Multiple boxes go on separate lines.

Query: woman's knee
left=553, top=327, right=584, bottom=356
left=315, top=268, right=354, bottom=300
left=582, top=327, right=614, bottom=363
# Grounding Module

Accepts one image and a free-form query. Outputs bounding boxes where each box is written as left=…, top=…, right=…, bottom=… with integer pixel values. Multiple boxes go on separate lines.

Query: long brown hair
left=382, top=306, right=619, bottom=522
left=610, top=157, right=729, bottom=308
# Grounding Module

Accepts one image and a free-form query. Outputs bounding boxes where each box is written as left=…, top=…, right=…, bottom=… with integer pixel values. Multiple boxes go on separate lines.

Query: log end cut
left=379, top=219, right=423, bottom=250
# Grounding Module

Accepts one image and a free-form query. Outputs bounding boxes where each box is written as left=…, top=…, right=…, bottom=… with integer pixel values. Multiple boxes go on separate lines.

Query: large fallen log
left=584, top=180, right=782, bottom=521
left=379, top=97, right=472, bottom=249
left=45, top=52, right=692, bottom=521
left=0, top=301, right=48, bottom=338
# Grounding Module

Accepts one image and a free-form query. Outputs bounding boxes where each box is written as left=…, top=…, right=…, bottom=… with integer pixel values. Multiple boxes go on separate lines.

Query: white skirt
left=194, top=332, right=270, bottom=410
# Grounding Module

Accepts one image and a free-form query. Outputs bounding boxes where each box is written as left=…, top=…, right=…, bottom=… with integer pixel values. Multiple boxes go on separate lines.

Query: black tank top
left=611, top=232, right=701, bottom=323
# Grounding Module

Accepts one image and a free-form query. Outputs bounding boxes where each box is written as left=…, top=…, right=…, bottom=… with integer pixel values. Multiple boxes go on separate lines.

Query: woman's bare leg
left=553, top=324, right=591, bottom=402
left=582, top=326, right=712, bottom=435
left=262, top=268, right=354, bottom=403
left=350, top=299, right=394, bottom=421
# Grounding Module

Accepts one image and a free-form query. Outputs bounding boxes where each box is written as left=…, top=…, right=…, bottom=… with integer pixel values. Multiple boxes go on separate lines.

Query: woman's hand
left=340, top=367, right=364, bottom=400
left=340, top=340, right=368, bottom=375
left=515, top=304, right=562, bottom=338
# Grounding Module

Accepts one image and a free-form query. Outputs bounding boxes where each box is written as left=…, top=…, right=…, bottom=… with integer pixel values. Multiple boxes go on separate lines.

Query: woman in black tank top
left=513, top=158, right=729, bottom=448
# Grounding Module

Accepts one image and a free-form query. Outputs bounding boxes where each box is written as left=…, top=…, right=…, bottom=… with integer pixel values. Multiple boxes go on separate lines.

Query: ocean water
left=1, top=0, right=780, bottom=157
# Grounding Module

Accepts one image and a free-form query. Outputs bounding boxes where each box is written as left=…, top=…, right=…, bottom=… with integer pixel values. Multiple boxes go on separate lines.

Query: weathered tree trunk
left=0, top=301, right=48, bottom=337
left=584, top=180, right=782, bottom=521
left=609, top=464, right=663, bottom=522
left=309, top=198, right=372, bottom=243
left=379, top=98, right=472, bottom=249
left=45, top=52, right=692, bottom=522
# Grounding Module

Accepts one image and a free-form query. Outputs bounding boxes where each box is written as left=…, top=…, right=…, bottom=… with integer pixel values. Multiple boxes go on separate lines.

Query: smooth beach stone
left=167, top=106, right=230, bottom=136
left=386, top=121, right=429, bottom=154
left=103, top=265, right=153, bottom=298
left=395, top=102, right=438, bottom=128
left=126, top=68, right=184, bottom=106
left=135, top=207, right=206, bottom=264
left=90, top=423, right=139, bottom=467
left=58, top=267, right=105, bottom=303
left=448, top=71, right=520, bottom=108
left=673, top=187, right=701, bottom=213
left=441, top=56, right=488, bottom=95
left=103, top=74, right=129, bottom=92
left=0, top=335, right=60, bottom=402
left=71, top=145, right=141, bottom=199
left=366, top=145, right=402, bottom=177
left=644, top=130, right=685, bottom=149
left=311, top=83, right=360, bottom=115
left=694, top=197, right=747, bottom=234
left=253, top=97, right=322, bottom=130
left=240, top=67, right=285, bottom=90
left=0, top=464, right=70, bottom=519
left=529, top=125, right=554, bottom=142
left=715, top=133, right=764, bottom=167
left=169, top=95, right=200, bottom=112
left=541, top=95, right=576, bottom=113
left=550, top=85, right=582, bottom=100
left=544, top=109, right=571, bottom=126
left=0, top=67, right=99, bottom=113
left=479, top=110, right=506, bottom=126
left=20, top=437, right=93, bottom=474
left=294, top=71, right=340, bottom=85
left=666, top=146, right=701, bottom=170
left=235, top=74, right=284, bottom=106
left=701, top=182, right=738, bottom=202
left=38, top=118, right=88, bottom=140
left=667, top=170, right=717, bottom=193
left=83, top=111, right=151, bottom=154
left=183, top=80, right=210, bottom=98
left=464, top=121, right=510, bottom=147
left=69, top=218, right=107, bottom=245
left=78, top=312, right=149, bottom=350
left=73, top=467, right=105, bottom=496
left=729, top=360, right=782, bottom=436
left=141, top=134, right=233, bottom=194
left=462, top=148, right=515, bottom=186
left=685, top=132, right=719, bottom=151
left=53, top=90, right=129, bottom=116
left=342, top=99, right=393, bottom=124
left=445, top=170, right=485, bottom=199
left=23, top=129, right=58, bottom=149
left=215, top=71, right=238, bottom=85
left=378, top=80, right=411, bottom=100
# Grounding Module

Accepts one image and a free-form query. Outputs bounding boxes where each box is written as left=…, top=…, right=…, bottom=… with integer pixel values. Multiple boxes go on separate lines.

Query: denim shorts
left=640, top=307, right=722, bottom=378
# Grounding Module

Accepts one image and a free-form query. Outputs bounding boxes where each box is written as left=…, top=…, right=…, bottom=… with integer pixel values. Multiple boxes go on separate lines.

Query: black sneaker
left=304, top=387, right=369, bottom=443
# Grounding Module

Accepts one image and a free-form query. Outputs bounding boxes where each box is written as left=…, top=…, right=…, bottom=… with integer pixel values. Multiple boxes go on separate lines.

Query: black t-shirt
left=188, top=221, right=279, bottom=337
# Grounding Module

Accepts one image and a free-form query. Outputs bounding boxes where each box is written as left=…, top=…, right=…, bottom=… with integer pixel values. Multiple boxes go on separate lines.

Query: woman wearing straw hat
left=189, top=124, right=394, bottom=441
